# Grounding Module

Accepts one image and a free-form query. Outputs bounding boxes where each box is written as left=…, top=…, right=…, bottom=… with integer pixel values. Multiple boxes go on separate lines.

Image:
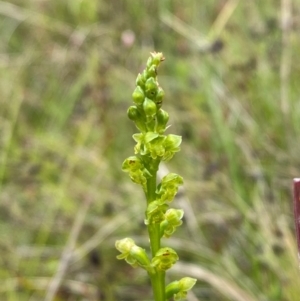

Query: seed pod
left=132, top=86, right=145, bottom=105
left=145, top=77, right=158, bottom=99
left=143, top=97, right=157, bottom=118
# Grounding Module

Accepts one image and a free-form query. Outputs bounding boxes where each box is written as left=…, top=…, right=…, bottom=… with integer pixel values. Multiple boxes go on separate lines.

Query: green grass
left=1, top=0, right=300, bottom=300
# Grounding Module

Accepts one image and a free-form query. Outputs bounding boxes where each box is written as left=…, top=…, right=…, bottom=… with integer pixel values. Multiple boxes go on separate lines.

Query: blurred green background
left=1, top=0, right=300, bottom=300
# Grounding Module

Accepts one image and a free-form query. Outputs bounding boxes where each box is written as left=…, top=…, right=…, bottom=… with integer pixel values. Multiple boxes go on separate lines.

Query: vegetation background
left=1, top=0, right=300, bottom=300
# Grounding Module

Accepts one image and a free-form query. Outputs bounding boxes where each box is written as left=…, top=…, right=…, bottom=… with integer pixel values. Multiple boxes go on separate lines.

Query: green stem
left=150, top=270, right=165, bottom=301
left=146, top=159, right=165, bottom=301
left=146, top=160, right=159, bottom=205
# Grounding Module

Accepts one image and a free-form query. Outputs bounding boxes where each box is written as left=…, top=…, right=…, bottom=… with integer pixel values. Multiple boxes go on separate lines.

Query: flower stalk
left=116, top=52, right=196, bottom=301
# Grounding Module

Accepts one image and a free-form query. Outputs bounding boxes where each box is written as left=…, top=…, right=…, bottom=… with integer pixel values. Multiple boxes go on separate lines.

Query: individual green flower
left=144, top=132, right=165, bottom=159
left=122, top=156, right=151, bottom=188
left=115, top=238, right=151, bottom=270
left=115, top=237, right=136, bottom=263
left=160, top=208, right=184, bottom=238
left=165, top=277, right=197, bottom=300
left=156, top=173, right=184, bottom=204
left=151, top=247, right=179, bottom=271
left=122, top=155, right=143, bottom=172
left=145, top=201, right=169, bottom=225
left=162, top=134, right=182, bottom=161
left=133, top=132, right=166, bottom=159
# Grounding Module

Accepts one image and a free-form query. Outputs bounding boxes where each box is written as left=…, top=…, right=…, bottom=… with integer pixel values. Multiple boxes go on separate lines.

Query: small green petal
left=144, top=132, right=159, bottom=143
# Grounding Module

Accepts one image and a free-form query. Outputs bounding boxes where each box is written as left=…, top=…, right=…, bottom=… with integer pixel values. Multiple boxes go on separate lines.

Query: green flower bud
left=155, top=87, right=165, bottom=108
left=160, top=208, right=184, bottom=238
left=143, top=97, right=157, bottom=118
left=132, top=86, right=145, bottom=105
left=151, top=247, right=178, bottom=271
left=136, top=73, right=145, bottom=88
left=146, top=56, right=153, bottom=68
left=165, top=277, right=197, bottom=300
left=163, top=134, right=182, bottom=161
left=146, top=118, right=156, bottom=132
left=150, top=52, right=165, bottom=66
left=145, top=77, right=158, bottom=99
left=127, top=106, right=139, bottom=121
left=147, top=65, right=157, bottom=78
left=156, top=109, right=169, bottom=134
left=127, top=106, right=147, bottom=133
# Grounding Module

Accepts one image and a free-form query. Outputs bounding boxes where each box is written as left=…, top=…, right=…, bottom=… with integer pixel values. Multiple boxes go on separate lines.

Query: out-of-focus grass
left=1, top=0, right=300, bottom=300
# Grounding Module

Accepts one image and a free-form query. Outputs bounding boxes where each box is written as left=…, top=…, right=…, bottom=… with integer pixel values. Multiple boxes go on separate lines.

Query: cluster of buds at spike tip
left=117, top=53, right=196, bottom=301
left=126, top=52, right=182, bottom=165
